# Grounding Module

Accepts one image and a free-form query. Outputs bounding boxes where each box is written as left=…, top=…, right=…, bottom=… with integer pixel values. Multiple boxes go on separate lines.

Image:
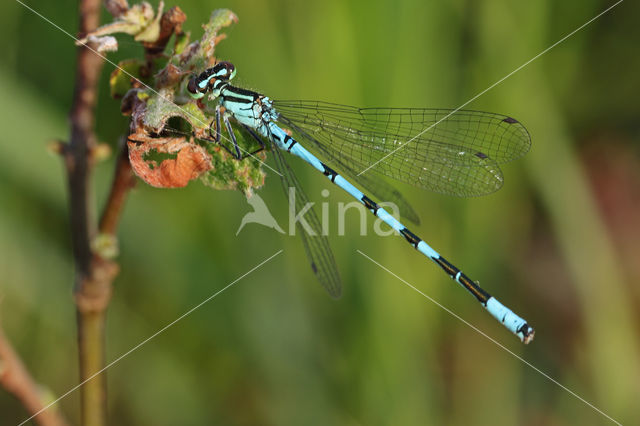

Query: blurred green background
left=1, top=0, right=639, bottom=425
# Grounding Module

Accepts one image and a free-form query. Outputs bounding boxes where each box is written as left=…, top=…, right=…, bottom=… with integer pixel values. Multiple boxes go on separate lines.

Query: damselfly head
left=187, top=62, right=236, bottom=99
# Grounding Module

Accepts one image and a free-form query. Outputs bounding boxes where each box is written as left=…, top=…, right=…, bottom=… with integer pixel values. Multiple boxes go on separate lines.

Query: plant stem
left=100, top=143, right=136, bottom=235
left=0, top=328, right=70, bottom=426
left=66, top=0, right=107, bottom=424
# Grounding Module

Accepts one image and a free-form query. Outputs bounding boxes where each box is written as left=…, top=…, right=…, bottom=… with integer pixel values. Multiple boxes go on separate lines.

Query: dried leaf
left=144, top=6, right=187, bottom=55
left=155, top=63, right=183, bottom=89
left=85, top=35, right=119, bottom=52
left=75, top=1, right=162, bottom=47
left=128, top=136, right=212, bottom=188
left=134, top=1, right=163, bottom=42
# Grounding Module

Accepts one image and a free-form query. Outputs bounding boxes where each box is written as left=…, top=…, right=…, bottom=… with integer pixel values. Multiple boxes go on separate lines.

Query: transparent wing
left=346, top=170, right=421, bottom=225
left=278, top=114, right=421, bottom=224
left=274, top=100, right=531, bottom=197
left=271, top=143, right=342, bottom=298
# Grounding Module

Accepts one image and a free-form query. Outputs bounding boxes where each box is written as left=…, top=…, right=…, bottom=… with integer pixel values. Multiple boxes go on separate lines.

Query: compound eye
left=224, top=62, right=235, bottom=78
left=187, top=75, right=206, bottom=99
left=187, top=76, right=199, bottom=94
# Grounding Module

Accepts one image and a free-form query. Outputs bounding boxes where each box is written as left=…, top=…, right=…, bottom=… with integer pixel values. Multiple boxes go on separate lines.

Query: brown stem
left=66, top=0, right=185, bottom=423
left=0, top=329, right=70, bottom=426
left=69, top=62, right=135, bottom=426
left=99, top=142, right=136, bottom=235
left=66, top=0, right=108, bottom=425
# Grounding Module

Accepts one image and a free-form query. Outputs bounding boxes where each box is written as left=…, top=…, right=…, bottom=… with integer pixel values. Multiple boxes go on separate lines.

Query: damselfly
left=187, top=61, right=534, bottom=343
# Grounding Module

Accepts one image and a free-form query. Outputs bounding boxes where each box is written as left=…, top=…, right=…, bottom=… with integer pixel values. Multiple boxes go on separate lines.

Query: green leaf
left=143, top=91, right=208, bottom=131
left=199, top=144, right=266, bottom=195
left=185, top=9, right=238, bottom=69
left=173, top=31, right=190, bottom=55
left=110, top=59, right=146, bottom=98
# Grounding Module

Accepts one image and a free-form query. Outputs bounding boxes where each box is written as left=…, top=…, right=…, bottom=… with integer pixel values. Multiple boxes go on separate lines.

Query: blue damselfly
left=186, top=61, right=534, bottom=343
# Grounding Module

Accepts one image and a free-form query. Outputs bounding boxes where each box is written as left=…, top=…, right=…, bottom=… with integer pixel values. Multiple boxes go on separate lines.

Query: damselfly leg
left=198, top=105, right=266, bottom=160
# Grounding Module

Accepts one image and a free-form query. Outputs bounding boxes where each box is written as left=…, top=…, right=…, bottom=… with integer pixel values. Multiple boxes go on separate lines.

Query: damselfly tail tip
left=520, top=324, right=535, bottom=344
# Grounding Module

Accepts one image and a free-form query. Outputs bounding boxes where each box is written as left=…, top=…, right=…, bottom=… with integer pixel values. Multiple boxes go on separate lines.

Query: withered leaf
left=128, top=136, right=212, bottom=188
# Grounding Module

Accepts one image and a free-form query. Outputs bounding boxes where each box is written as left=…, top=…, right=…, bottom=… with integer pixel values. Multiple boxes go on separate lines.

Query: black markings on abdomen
left=457, top=272, right=490, bottom=303
left=434, top=257, right=490, bottom=303
left=400, top=228, right=421, bottom=249
left=321, top=163, right=338, bottom=182
left=284, top=135, right=297, bottom=151
left=433, top=256, right=460, bottom=278
left=361, top=195, right=379, bottom=216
